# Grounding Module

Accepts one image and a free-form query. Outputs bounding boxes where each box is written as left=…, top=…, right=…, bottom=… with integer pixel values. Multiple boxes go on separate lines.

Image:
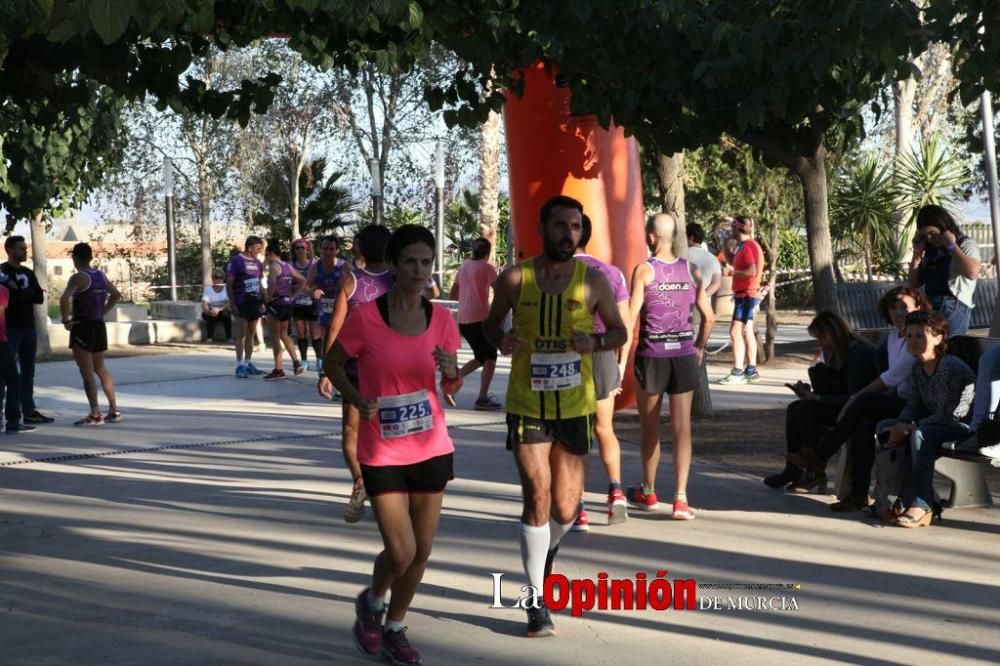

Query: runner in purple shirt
left=226, top=236, right=265, bottom=378
left=627, top=213, right=714, bottom=521
left=570, top=214, right=632, bottom=530
left=317, top=224, right=394, bottom=524
left=263, top=241, right=307, bottom=381
left=59, top=243, right=122, bottom=426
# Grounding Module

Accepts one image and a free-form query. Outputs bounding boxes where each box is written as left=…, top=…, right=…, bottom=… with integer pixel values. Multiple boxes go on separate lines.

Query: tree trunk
left=289, top=151, right=301, bottom=240
left=199, top=174, right=212, bottom=289
left=479, top=109, right=501, bottom=261
left=796, top=148, right=838, bottom=314
left=759, top=220, right=780, bottom=362
left=894, top=76, right=917, bottom=261
left=29, top=212, right=51, bottom=354
left=656, top=152, right=687, bottom=259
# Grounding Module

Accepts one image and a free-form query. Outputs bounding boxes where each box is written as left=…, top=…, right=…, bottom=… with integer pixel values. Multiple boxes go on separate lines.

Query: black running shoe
left=24, top=411, right=54, bottom=424
left=526, top=605, right=555, bottom=637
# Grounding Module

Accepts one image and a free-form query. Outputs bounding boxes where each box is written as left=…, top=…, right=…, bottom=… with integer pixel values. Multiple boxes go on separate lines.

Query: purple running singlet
left=636, top=257, right=697, bottom=358
left=72, top=268, right=109, bottom=321
left=576, top=253, right=629, bottom=334
left=347, top=268, right=394, bottom=310
left=226, top=254, right=264, bottom=305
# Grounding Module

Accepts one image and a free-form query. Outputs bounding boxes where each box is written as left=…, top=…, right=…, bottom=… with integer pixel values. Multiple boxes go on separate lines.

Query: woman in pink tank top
left=324, top=225, right=462, bottom=665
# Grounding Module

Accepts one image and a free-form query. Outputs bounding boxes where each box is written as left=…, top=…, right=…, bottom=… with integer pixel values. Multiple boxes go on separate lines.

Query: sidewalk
left=1, top=349, right=998, bottom=665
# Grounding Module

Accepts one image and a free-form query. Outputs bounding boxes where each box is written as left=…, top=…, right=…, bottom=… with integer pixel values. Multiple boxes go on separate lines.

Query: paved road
left=1, top=349, right=998, bottom=665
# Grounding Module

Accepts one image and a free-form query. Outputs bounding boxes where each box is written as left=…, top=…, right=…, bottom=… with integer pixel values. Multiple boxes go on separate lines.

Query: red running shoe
left=352, top=588, right=385, bottom=656
left=607, top=488, right=629, bottom=524
left=626, top=483, right=659, bottom=511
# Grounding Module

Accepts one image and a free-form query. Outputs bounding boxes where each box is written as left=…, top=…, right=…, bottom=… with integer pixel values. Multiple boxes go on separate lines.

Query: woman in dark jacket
left=763, top=311, right=877, bottom=493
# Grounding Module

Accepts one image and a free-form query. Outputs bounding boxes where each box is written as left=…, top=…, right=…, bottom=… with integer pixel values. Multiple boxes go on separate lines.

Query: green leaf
left=88, top=0, right=133, bottom=45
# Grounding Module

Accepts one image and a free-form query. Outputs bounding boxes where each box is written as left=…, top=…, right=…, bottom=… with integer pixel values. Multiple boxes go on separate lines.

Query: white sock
left=548, top=518, right=574, bottom=550
left=385, top=619, right=404, bottom=633
left=366, top=589, right=385, bottom=612
left=520, top=523, right=550, bottom=590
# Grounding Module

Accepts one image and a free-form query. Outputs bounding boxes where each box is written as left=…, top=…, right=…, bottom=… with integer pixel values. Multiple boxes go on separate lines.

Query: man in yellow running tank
left=484, top=195, right=628, bottom=637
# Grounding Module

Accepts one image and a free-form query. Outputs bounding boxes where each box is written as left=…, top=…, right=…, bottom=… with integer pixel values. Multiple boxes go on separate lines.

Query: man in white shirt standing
left=685, top=223, right=722, bottom=300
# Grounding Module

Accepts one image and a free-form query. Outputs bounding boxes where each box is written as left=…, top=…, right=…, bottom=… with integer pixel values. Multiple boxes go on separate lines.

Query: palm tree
left=831, top=156, right=899, bottom=282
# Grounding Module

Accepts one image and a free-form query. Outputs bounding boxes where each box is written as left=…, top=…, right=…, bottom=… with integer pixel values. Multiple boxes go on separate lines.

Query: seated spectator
left=907, top=205, right=980, bottom=336
left=876, top=311, right=975, bottom=527
left=764, top=311, right=877, bottom=493
left=201, top=270, right=232, bottom=342
left=962, top=343, right=1000, bottom=460
left=789, top=287, right=928, bottom=511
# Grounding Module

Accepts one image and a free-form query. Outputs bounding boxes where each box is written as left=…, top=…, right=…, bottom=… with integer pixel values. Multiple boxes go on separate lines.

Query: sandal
left=896, top=509, right=932, bottom=528
left=74, top=414, right=105, bottom=427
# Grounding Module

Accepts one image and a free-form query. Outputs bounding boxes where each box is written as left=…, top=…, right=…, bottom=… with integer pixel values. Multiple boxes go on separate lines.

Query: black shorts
left=634, top=354, right=700, bottom=395
left=593, top=349, right=621, bottom=400
left=459, top=321, right=498, bottom=362
left=291, top=303, right=317, bottom=322
left=267, top=302, right=293, bottom=322
left=361, top=453, right=454, bottom=496
left=506, top=413, right=594, bottom=456
left=237, top=299, right=263, bottom=321
left=69, top=320, right=108, bottom=353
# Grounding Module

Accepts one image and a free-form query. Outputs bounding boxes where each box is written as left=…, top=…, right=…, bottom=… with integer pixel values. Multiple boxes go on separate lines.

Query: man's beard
left=543, top=239, right=575, bottom=262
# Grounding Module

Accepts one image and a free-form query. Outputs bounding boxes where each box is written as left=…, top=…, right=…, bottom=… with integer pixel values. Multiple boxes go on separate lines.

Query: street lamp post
left=368, top=158, right=382, bottom=226
left=433, top=143, right=446, bottom=291
left=163, top=157, right=177, bottom=302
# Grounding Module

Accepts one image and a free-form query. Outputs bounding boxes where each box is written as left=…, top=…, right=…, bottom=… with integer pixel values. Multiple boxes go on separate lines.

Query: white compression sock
left=520, top=523, right=550, bottom=590
left=548, top=518, right=574, bottom=550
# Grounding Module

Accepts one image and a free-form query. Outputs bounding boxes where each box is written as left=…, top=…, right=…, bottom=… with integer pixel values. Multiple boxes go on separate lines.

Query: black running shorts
left=291, top=304, right=317, bottom=322
left=361, top=453, right=454, bottom=496
left=267, top=302, right=293, bottom=322
left=459, top=321, right=498, bottom=362
left=506, top=413, right=594, bottom=456
left=237, top=299, right=263, bottom=321
left=633, top=354, right=700, bottom=395
left=69, top=320, right=108, bottom=353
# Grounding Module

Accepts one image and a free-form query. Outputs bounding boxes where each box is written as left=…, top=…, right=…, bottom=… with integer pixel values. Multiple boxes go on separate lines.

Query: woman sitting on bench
left=877, top=311, right=975, bottom=527
left=764, top=311, right=876, bottom=494
left=789, top=287, right=928, bottom=512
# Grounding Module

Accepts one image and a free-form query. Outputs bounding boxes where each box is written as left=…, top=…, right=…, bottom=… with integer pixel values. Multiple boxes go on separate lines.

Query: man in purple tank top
left=263, top=241, right=307, bottom=381
left=569, top=215, right=632, bottom=531
left=317, top=224, right=393, bottom=524
left=226, top=236, right=265, bottom=379
left=627, top=213, right=714, bottom=521
left=59, top=243, right=122, bottom=426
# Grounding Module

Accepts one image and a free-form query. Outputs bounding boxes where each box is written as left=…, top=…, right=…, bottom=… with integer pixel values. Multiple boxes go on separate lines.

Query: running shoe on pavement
left=23, top=411, right=54, bottom=424
left=345, top=477, right=367, bottom=523
left=246, top=362, right=264, bottom=376
left=314, top=358, right=323, bottom=373
left=5, top=423, right=37, bottom=434
left=293, top=360, right=305, bottom=376
left=718, top=369, right=747, bottom=385
left=263, top=369, right=287, bottom=381
left=626, top=483, right=659, bottom=511
left=474, top=394, right=503, bottom=411
left=526, top=605, right=555, bottom=638
left=744, top=367, right=761, bottom=383
left=105, top=411, right=123, bottom=423
left=672, top=499, right=695, bottom=520
left=74, top=414, right=104, bottom=426
left=607, top=488, right=628, bottom=524
left=382, top=627, right=422, bottom=665
left=352, top=588, right=385, bottom=655
left=235, top=365, right=249, bottom=379
left=571, top=507, right=590, bottom=532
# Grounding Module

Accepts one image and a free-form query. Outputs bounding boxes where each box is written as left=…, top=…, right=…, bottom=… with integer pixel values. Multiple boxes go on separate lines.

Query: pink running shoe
left=382, top=627, right=422, bottom=665
left=607, top=488, right=628, bottom=524
left=352, top=588, right=385, bottom=656
left=626, top=483, right=659, bottom=511
left=672, top=499, right=695, bottom=521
